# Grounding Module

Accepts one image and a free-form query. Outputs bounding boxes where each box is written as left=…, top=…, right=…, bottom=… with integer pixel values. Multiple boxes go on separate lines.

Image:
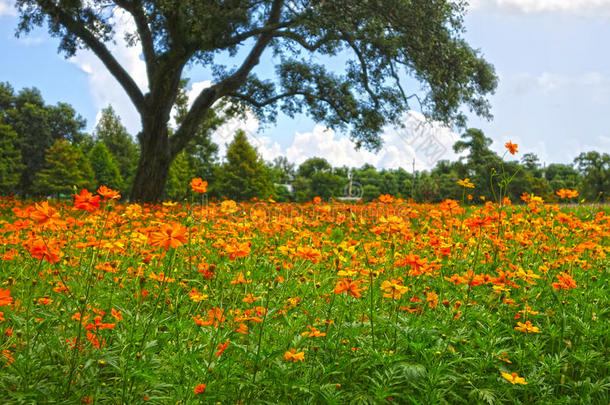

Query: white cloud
left=469, top=0, right=610, bottom=15
left=249, top=111, right=461, bottom=171
left=70, top=8, right=147, bottom=136
left=0, top=0, right=15, bottom=17
left=179, top=80, right=265, bottom=160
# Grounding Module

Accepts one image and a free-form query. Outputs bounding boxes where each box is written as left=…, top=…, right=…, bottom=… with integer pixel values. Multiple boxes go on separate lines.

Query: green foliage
left=545, top=163, right=580, bottom=193
left=574, top=151, right=610, bottom=202
left=292, top=158, right=345, bottom=201
left=94, top=106, right=139, bottom=193
left=214, top=130, right=272, bottom=200
left=0, top=120, right=23, bottom=195
left=170, top=79, right=223, bottom=188
left=362, top=184, right=381, bottom=202
left=165, top=150, right=196, bottom=201
left=0, top=82, right=87, bottom=196
left=89, top=142, right=124, bottom=191
left=33, top=139, right=95, bottom=196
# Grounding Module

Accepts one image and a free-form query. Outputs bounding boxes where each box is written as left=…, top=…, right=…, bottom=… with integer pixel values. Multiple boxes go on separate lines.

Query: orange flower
left=0, top=289, right=13, bottom=307
left=194, top=383, right=206, bottom=394
left=27, top=238, right=61, bottom=264
left=556, top=189, right=579, bottom=199
left=301, top=326, right=326, bottom=338
left=235, top=323, right=249, bottom=334
left=296, top=246, right=322, bottom=263
left=149, top=222, right=188, bottom=249
left=378, top=194, right=395, bottom=203
left=148, top=272, right=175, bottom=283
left=111, top=309, right=123, bottom=321
left=551, top=272, right=577, bottom=290
left=224, top=241, right=251, bottom=260
left=97, top=185, right=121, bottom=200
left=2, top=349, right=14, bottom=364
left=501, top=372, right=527, bottom=385
left=215, top=339, right=230, bottom=357
left=193, top=308, right=225, bottom=328
left=426, top=291, right=439, bottom=308
left=505, top=141, right=518, bottom=155
left=190, top=178, right=208, bottom=193
left=514, top=320, right=541, bottom=333
left=74, top=189, right=101, bottom=212
left=29, top=201, right=61, bottom=227
left=334, top=278, right=362, bottom=298
left=284, top=349, right=305, bottom=362
left=230, top=272, right=251, bottom=285
left=380, top=279, right=408, bottom=299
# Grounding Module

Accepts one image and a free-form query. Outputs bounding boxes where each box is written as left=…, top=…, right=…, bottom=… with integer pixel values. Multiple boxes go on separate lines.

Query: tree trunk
left=130, top=124, right=172, bottom=203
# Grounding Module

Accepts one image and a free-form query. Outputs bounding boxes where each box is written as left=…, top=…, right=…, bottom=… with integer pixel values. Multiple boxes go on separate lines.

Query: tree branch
left=340, top=30, right=379, bottom=109
left=272, top=30, right=335, bottom=52
left=115, top=0, right=157, bottom=82
left=229, top=91, right=302, bottom=108
left=38, top=0, right=145, bottom=113
left=170, top=0, right=285, bottom=157
left=223, top=20, right=293, bottom=47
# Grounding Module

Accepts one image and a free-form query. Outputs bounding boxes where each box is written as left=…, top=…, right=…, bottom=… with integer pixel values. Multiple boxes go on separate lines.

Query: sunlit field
left=0, top=188, right=608, bottom=404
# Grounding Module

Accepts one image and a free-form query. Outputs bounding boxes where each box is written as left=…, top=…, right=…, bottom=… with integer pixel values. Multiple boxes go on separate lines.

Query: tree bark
left=130, top=122, right=172, bottom=203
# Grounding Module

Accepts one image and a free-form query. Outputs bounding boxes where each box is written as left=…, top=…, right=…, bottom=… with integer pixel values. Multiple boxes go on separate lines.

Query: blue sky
left=1, top=0, right=609, bottom=170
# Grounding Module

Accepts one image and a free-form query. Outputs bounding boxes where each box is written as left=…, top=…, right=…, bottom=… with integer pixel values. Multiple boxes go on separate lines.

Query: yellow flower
left=501, top=372, right=527, bottom=385
left=284, top=349, right=305, bottom=362
left=457, top=178, right=475, bottom=189
left=514, top=321, right=541, bottom=333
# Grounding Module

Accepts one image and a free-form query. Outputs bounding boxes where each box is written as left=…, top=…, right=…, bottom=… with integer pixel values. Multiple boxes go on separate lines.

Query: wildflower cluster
left=0, top=184, right=607, bottom=403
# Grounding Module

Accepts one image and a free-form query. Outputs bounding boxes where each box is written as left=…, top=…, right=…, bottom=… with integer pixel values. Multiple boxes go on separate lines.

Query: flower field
left=0, top=189, right=608, bottom=404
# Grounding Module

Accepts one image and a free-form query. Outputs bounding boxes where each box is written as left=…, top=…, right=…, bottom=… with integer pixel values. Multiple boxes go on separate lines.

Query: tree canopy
left=0, top=82, right=88, bottom=195
left=215, top=130, right=272, bottom=200
left=33, top=139, right=95, bottom=197
left=14, top=0, right=497, bottom=202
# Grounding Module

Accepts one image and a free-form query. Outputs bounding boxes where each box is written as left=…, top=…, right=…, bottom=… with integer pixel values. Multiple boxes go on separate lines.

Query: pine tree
left=94, top=106, right=139, bottom=192
left=34, top=139, right=96, bottom=197
left=89, top=142, right=124, bottom=191
left=0, top=120, right=23, bottom=195
left=214, top=130, right=272, bottom=201
left=165, top=150, right=196, bottom=201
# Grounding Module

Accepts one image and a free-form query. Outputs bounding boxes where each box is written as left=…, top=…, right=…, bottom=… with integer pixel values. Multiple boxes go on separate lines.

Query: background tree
left=93, top=106, right=139, bottom=194
left=171, top=80, right=223, bottom=186
left=293, top=158, right=344, bottom=201
left=415, top=173, right=440, bottom=202
left=271, top=156, right=295, bottom=184
left=34, top=139, right=95, bottom=197
left=521, top=153, right=541, bottom=173
left=574, top=151, right=610, bottom=202
left=362, top=184, right=381, bottom=202
left=214, top=130, right=272, bottom=200
left=453, top=128, right=502, bottom=200
left=0, top=83, right=87, bottom=196
left=89, top=142, right=124, bottom=191
left=266, top=157, right=296, bottom=201
left=0, top=119, right=23, bottom=195
left=165, top=151, right=196, bottom=201
left=545, top=163, right=581, bottom=194
left=15, top=0, right=497, bottom=202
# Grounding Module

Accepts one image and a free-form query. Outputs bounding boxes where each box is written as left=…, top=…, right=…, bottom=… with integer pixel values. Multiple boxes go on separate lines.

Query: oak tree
left=15, top=0, right=497, bottom=202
